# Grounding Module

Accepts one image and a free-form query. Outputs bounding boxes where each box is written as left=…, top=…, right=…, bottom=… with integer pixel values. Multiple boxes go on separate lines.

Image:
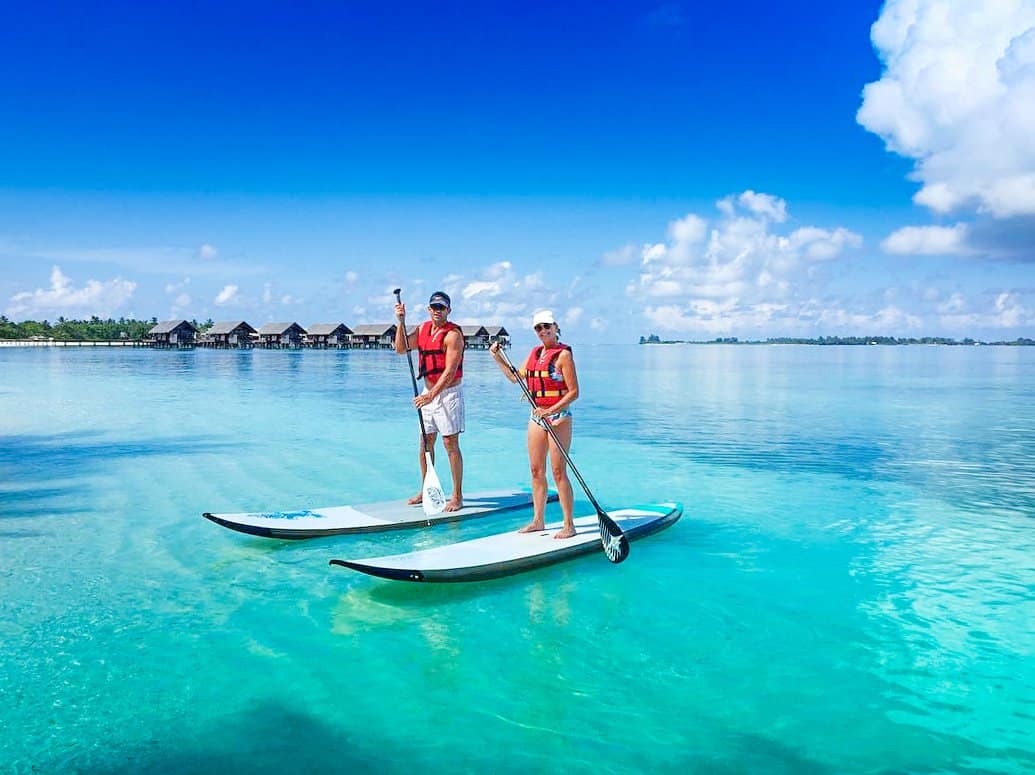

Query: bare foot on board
left=444, top=498, right=464, bottom=512
left=407, top=493, right=422, bottom=506
left=553, top=527, right=576, bottom=539
left=518, top=521, right=545, bottom=534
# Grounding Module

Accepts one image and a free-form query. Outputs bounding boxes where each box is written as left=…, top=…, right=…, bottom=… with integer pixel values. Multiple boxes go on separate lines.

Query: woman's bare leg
left=547, top=418, right=575, bottom=538
left=518, top=421, right=550, bottom=532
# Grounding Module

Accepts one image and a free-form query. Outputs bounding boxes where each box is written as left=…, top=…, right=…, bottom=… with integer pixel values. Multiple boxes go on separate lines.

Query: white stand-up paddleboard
left=330, top=502, right=682, bottom=582
left=203, top=489, right=557, bottom=539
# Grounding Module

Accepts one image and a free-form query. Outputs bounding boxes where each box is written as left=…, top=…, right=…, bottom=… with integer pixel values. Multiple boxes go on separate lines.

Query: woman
left=489, top=309, right=580, bottom=539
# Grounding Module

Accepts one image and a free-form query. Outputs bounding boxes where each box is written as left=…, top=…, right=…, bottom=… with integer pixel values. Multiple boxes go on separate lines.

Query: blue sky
left=1, top=0, right=1032, bottom=341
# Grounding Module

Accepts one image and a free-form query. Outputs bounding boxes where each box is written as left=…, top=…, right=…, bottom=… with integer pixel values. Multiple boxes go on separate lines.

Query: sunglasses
left=429, top=304, right=448, bottom=311
left=534, top=323, right=554, bottom=332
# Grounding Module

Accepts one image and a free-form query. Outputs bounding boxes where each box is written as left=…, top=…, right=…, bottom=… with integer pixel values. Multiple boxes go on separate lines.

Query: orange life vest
left=417, top=320, right=464, bottom=385
left=524, top=343, right=571, bottom=407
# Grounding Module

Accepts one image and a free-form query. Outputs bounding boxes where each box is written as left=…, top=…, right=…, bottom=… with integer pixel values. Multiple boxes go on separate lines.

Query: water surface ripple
left=1, top=344, right=1033, bottom=773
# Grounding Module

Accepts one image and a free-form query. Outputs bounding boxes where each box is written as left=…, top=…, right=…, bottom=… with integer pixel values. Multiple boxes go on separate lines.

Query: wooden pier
left=0, top=339, right=153, bottom=348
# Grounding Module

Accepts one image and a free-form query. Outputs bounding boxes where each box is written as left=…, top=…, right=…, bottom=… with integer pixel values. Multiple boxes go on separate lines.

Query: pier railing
left=1, top=337, right=509, bottom=350
left=0, top=339, right=152, bottom=348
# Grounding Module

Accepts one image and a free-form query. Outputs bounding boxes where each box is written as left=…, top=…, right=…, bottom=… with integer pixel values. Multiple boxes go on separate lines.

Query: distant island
left=2, top=317, right=1032, bottom=347
left=639, top=334, right=1035, bottom=346
left=0, top=315, right=158, bottom=341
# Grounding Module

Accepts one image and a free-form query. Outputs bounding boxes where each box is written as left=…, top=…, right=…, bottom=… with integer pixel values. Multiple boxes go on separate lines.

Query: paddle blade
left=597, top=510, right=630, bottom=564
left=421, top=453, right=447, bottom=516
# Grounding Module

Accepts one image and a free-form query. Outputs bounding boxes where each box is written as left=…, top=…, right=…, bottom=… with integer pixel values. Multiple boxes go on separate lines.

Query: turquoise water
left=2, top=344, right=1033, bottom=773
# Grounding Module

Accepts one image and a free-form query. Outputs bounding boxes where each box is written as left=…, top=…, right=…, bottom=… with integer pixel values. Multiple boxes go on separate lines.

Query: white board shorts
left=421, top=383, right=465, bottom=436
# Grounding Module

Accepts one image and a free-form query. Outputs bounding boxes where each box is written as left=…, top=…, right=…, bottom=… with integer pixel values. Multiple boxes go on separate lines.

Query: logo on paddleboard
left=260, top=509, right=318, bottom=520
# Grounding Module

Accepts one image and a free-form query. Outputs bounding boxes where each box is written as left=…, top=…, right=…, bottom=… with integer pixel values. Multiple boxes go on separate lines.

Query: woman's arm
left=551, top=350, right=580, bottom=410
left=489, top=342, right=520, bottom=383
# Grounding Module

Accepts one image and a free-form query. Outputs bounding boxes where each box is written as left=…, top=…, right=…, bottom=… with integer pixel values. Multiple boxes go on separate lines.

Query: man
left=394, top=290, right=465, bottom=511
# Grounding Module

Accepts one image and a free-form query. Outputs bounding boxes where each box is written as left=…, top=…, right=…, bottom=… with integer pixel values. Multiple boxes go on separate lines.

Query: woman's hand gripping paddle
left=497, top=347, right=629, bottom=563
left=394, top=289, right=446, bottom=516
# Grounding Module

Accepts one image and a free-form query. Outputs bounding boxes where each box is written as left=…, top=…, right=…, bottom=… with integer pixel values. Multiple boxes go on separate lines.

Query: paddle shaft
left=394, top=290, right=432, bottom=454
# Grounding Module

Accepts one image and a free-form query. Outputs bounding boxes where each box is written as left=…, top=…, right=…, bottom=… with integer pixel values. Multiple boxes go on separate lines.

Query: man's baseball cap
left=428, top=291, right=451, bottom=308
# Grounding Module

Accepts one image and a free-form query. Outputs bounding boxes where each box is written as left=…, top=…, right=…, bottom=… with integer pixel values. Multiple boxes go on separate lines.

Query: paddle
left=394, top=289, right=447, bottom=516
left=496, top=346, right=629, bottom=563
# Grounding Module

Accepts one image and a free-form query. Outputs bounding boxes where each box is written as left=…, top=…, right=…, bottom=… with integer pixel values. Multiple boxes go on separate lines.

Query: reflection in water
left=233, top=349, right=253, bottom=379
left=331, top=587, right=422, bottom=636
left=331, top=571, right=575, bottom=636
left=525, top=579, right=572, bottom=628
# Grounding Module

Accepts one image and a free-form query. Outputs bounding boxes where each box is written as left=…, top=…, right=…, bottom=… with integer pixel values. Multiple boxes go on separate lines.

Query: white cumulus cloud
left=602, top=192, right=1030, bottom=338
left=5, top=266, right=136, bottom=319
left=197, top=243, right=218, bottom=260
left=881, top=223, right=972, bottom=255
left=433, top=261, right=559, bottom=328
left=932, top=289, right=1032, bottom=331
left=600, top=243, right=640, bottom=266
left=462, top=280, right=503, bottom=299
left=165, top=278, right=192, bottom=317
left=170, top=293, right=192, bottom=316
left=728, top=190, right=788, bottom=223
left=790, top=226, right=864, bottom=261
left=626, top=191, right=862, bottom=333
left=215, top=285, right=239, bottom=305
left=858, top=0, right=1035, bottom=218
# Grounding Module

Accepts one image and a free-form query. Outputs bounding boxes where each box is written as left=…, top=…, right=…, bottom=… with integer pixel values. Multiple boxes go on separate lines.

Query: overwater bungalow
left=306, top=323, right=353, bottom=348
left=258, top=322, right=306, bottom=348
left=485, top=325, right=510, bottom=348
left=460, top=325, right=490, bottom=349
left=351, top=324, right=397, bottom=349
left=148, top=319, right=198, bottom=348
left=205, top=321, right=257, bottom=348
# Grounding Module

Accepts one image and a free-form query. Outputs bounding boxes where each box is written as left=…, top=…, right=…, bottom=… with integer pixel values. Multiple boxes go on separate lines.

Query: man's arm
left=393, top=306, right=418, bottom=354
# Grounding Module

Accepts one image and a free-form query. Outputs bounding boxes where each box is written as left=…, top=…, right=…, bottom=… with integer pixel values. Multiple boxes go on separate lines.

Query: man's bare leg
left=408, top=432, right=437, bottom=505
left=442, top=433, right=463, bottom=511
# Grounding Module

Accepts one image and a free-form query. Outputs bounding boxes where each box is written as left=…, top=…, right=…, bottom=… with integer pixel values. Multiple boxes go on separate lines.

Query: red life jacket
left=417, top=320, right=464, bottom=385
left=524, top=343, right=571, bottom=407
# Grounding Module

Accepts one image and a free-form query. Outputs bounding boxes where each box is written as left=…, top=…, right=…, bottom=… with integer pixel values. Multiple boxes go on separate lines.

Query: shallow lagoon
left=1, top=344, right=1033, bottom=773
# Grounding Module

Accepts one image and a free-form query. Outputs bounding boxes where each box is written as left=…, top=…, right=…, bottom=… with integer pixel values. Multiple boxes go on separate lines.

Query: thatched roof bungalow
left=205, top=321, right=257, bottom=348
left=306, top=323, right=353, bottom=347
left=460, top=325, right=489, bottom=349
left=147, top=319, right=198, bottom=346
left=258, top=322, right=306, bottom=348
left=485, top=325, right=510, bottom=347
left=351, top=324, right=397, bottom=348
